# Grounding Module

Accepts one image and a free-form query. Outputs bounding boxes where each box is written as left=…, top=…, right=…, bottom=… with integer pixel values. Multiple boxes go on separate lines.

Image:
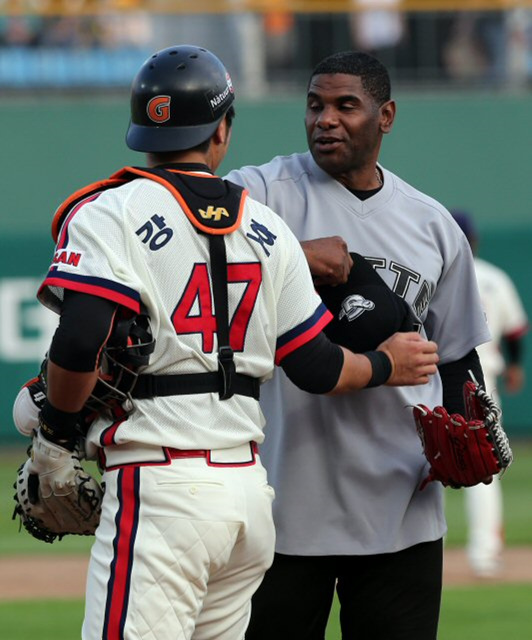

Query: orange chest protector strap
left=51, top=165, right=247, bottom=242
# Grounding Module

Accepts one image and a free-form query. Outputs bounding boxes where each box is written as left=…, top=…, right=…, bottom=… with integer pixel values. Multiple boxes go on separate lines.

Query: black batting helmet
left=126, top=45, right=235, bottom=153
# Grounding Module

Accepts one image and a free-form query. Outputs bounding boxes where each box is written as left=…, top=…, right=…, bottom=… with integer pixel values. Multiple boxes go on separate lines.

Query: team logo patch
left=198, top=206, right=229, bottom=222
left=147, top=95, right=171, bottom=123
left=338, top=295, right=375, bottom=322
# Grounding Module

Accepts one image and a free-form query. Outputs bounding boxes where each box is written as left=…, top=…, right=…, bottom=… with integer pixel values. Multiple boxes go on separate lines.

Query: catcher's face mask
left=86, top=310, right=155, bottom=415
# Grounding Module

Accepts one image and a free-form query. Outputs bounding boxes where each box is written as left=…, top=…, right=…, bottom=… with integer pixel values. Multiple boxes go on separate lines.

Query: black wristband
left=364, top=351, right=392, bottom=388
left=39, top=400, right=80, bottom=450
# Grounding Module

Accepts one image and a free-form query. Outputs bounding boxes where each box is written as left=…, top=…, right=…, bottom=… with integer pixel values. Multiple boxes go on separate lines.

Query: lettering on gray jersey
left=413, top=280, right=435, bottom=318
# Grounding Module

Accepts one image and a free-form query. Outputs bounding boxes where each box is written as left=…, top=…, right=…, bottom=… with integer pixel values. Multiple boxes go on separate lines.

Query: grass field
left=1, top=583, right=531, bottom=640
left=3, top=440, right=532, bottom=553
left=1, top=440, right=531, bottom=638
left=326, top=583, right=532, bottom=639
left=443, top=438, right=532, bottom=548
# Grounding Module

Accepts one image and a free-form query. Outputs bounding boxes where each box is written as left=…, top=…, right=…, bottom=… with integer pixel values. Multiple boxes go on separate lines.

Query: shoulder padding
left=51, top=166, right=248, bottom=242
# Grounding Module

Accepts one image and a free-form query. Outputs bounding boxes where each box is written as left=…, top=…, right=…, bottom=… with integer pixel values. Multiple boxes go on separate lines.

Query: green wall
left=1, top=93, right=531, bottom=443
left=3, top=93, right=531, bottom=235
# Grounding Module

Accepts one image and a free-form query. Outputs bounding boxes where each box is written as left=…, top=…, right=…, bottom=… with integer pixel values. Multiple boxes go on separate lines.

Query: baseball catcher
left=12, top=309, right=154, bottom=543
left=413, top=374, right=513, bottom=489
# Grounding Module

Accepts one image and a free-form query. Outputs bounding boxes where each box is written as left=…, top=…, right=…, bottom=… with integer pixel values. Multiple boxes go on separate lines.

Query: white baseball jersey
left=464, top=259, right=527, bottom=577
left=38, top=169, right=331, bottom=454
left=226, top=152, right=491, bottom=555
left=473, top=257, right=528, bottom=391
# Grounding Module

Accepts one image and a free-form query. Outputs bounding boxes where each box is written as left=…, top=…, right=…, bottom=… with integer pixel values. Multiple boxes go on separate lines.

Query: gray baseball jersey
left=226, top=152, right=491, bottom=555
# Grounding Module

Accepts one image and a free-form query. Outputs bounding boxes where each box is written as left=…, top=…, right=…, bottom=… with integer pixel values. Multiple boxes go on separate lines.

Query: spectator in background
left=349, top=0, right=405, bottom=67
left=443, top=9, right=531, bottom=86
left=263, top=9, right=296, bottom=74
left=452, top=209, right=529, bottom=578
left=0, top=16, right=41, bottom=46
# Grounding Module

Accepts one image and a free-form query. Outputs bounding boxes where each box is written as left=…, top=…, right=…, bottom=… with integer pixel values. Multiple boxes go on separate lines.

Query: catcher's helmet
left=126, top=45, right=235, bottom=153
left=86, top=309, right=155, bottom=416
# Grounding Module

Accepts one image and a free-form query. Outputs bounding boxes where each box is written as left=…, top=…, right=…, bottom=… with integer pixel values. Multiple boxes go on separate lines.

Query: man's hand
left=378, top=332, right=439, bottom=386
left=301, top=237, right=353, bottom=286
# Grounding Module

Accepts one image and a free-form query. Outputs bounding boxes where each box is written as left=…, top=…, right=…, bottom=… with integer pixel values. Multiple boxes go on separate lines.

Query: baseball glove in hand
left=413, top=378, right=513, bottom=489
left=13, top=430, right=103, bottom=543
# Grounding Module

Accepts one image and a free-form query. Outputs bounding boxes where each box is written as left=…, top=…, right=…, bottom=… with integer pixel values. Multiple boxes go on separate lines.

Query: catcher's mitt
left=413, top=377, right=513, bottom=489
left=13, top=430, right=103, bottom=543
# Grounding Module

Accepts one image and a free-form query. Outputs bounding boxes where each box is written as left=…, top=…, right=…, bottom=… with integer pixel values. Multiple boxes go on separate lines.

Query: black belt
left=132, top=372, right=260, bottom=400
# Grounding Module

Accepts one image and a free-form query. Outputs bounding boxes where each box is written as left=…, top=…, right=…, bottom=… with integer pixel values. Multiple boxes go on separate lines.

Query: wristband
left=364, top=351, right=392, bottom=388
left=39, top=400, right=80, bottom=450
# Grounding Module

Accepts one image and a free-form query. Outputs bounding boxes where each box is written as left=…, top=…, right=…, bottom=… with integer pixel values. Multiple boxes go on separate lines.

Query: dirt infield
left=1, top=547, right=532, bottom=600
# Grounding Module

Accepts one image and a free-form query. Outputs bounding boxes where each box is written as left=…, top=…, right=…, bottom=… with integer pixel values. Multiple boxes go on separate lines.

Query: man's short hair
left=310, top=51, right=391, bottom=106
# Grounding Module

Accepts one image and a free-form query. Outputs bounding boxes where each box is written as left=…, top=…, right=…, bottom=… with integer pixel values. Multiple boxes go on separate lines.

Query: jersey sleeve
left=424, top=232, right=491, bottom=364
left=271, top=217, right=332, bottom=365
left=225, top=166, right=269, bottom=203
left=38, top=191, right=142, bottom=315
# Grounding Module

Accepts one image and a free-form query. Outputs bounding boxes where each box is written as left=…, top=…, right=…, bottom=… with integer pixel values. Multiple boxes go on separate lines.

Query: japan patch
left=53, top=250, right=82, bottom=267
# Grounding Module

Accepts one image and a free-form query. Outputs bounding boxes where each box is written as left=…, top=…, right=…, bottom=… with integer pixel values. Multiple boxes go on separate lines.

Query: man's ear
left=380, top=100, right=396, bottom=134
left=213, top=117, right=229, bottom=146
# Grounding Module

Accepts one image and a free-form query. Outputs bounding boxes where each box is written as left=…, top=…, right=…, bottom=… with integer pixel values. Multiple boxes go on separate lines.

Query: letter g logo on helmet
left=147, top=95, right=171, bottom=123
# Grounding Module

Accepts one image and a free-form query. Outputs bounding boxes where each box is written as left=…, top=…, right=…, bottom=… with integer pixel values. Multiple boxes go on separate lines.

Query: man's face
left=305, top=73, right=390, bottom=178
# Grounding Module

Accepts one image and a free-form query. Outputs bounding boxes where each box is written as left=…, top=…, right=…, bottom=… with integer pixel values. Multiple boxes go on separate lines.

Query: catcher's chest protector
left=51, top=165, right=246, bottom=242
left=52, top=165, right=251, bottom=402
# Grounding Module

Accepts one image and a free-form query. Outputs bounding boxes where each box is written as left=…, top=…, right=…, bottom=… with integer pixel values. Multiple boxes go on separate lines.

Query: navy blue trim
left=119, top=468, right=140, bottom=638
left=276, top=302, right=329, bottom=349
left=45, top=270, right=141, bottom=303
left=102, top=467, right=141, bottom=640
left=103, top=469, right=124, bottom=639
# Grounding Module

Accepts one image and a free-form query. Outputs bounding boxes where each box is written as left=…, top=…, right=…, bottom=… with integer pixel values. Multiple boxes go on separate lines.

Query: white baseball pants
left=82, top=446, right=275, bottom=640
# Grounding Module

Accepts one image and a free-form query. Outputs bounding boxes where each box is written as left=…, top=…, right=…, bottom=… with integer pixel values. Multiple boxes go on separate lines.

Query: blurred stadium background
left=0, top=0, right=530, bottom=444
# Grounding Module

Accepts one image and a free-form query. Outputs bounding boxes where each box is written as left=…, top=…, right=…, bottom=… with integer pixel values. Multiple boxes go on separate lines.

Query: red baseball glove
left=413, top=377, right=513, bottom=489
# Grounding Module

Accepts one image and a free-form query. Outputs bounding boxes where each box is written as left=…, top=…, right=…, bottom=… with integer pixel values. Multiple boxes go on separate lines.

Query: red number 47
left=172, top=262, right=262, bottom=353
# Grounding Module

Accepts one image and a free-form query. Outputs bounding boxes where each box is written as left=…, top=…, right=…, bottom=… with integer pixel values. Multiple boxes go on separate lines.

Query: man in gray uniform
left=226, top=51, right=490, bottom=640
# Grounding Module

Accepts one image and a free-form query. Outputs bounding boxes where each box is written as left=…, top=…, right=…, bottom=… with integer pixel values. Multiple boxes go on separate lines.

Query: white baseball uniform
left=37, top=167, right=332, bottom=640
left=226, top=152, right=491, bottom=556
left=465, top=256, right=528, bottom=576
